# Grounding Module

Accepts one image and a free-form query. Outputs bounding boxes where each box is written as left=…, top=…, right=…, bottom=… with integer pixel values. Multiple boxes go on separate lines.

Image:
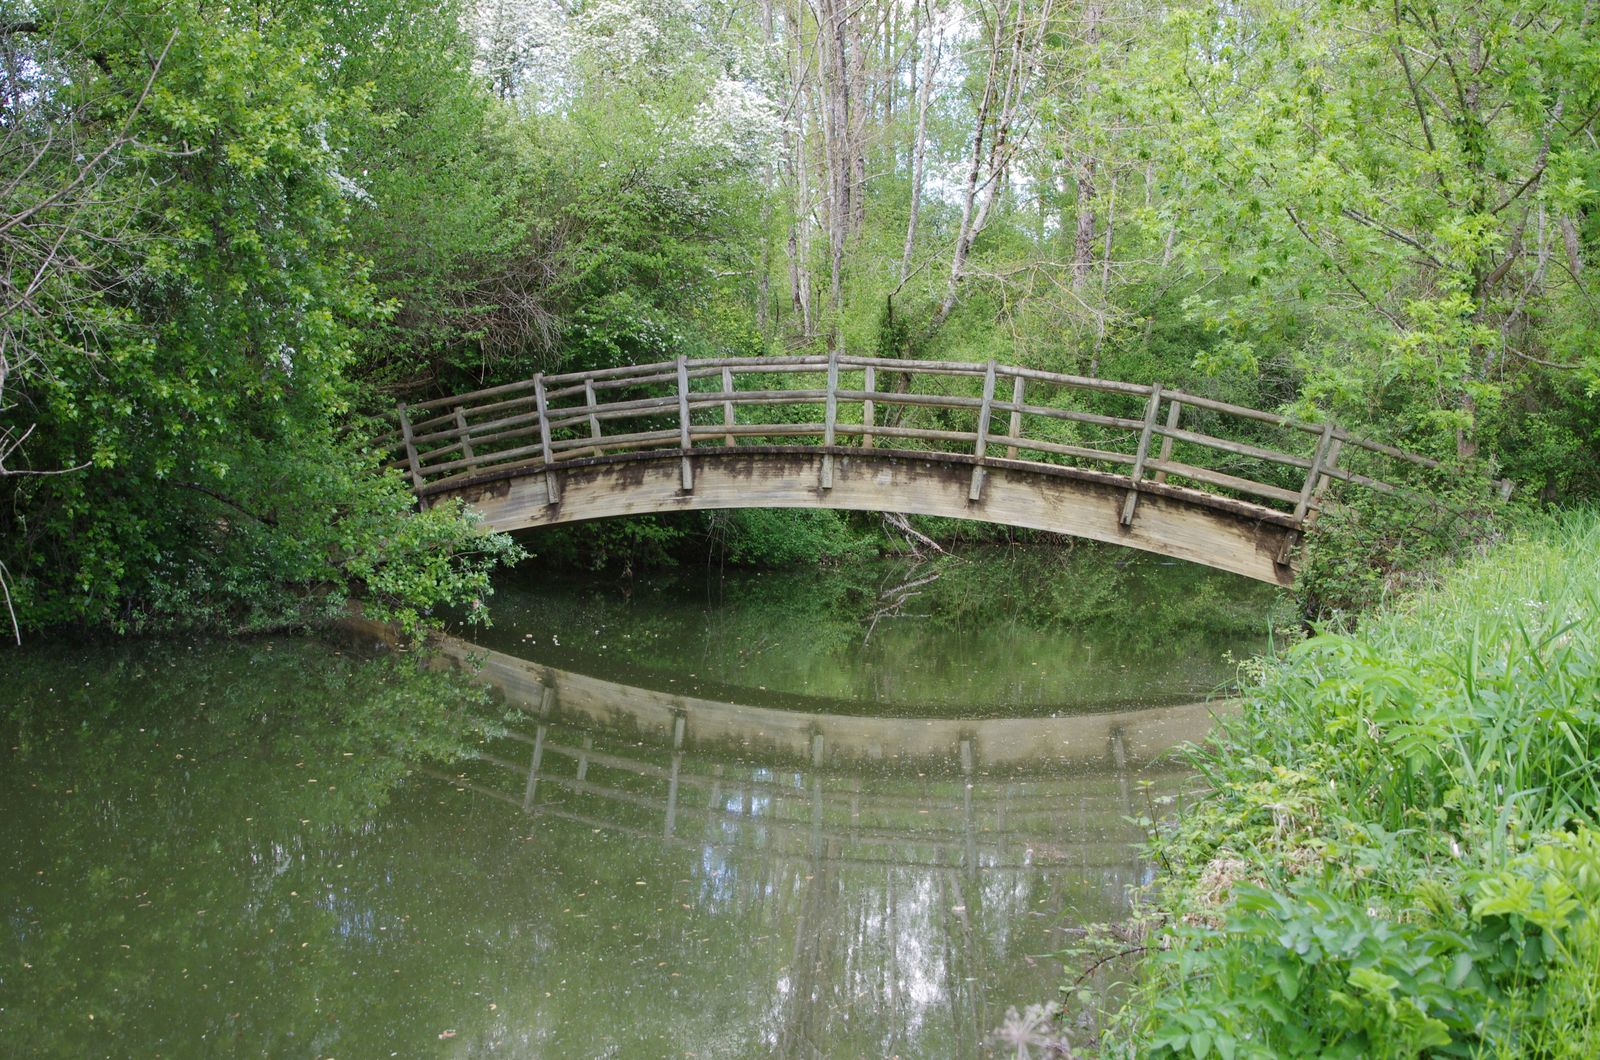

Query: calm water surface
left=0, top=549, right=1281, bottom=1057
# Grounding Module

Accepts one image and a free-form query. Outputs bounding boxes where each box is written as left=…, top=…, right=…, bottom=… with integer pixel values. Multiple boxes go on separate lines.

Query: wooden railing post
left=676, top=356, right=694, bottom=491
left=584, top=379, right=602, bottom=457
left=969, top=360, right=997, bottom=501
left=1005, top=373, right=1025, bottom=460
left=721, top=366, right=736, bottom=446
left=1120, top=384, right=1163, bottom=526
left=862, top=363, right=876, bottom=450
left=532, top=373, right=560, bottom=504
left=1293, top=422, right=1337, bottom=526
left=453, top=406, right=477, bottom=474
left=1278, top=423, right=1340, bottom=566
left=397, top=402, right=425, bottom=492
left=1306, top=433, right=1343, bottom=525
left=820, top=350, right=839, bottom=489
left=1152, top=399, right=1181, bottom=484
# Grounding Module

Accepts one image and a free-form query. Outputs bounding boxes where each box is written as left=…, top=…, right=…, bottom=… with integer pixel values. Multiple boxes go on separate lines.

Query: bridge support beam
left=439, top=448, right=1298, bottom=585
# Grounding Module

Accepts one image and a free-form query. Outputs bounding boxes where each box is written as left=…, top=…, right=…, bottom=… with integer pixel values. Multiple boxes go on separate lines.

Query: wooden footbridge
left=387, top=355, right=1449, bottom=584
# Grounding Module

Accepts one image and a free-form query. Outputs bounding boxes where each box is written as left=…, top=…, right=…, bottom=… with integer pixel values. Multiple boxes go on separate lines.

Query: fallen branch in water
left=882, top=511, right=946, bottom=555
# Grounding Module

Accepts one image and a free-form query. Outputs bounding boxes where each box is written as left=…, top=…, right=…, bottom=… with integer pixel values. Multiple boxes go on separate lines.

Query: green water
left=0, top=550, right=1282, bottom=1057
left=468, top=547, right=1282, bottom=716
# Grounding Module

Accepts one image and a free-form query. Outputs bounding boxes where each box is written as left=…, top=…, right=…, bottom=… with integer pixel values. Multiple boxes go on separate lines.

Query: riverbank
left=1093, top=510, right=1600, bottom=1057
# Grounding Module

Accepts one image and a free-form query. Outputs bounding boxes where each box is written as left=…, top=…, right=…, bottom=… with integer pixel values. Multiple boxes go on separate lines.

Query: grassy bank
left=1097, top=510, right=1600, bottom=1058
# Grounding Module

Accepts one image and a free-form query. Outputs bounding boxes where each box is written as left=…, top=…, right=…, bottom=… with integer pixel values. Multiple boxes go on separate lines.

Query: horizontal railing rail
left=383, top=354, right=1474, bottom=532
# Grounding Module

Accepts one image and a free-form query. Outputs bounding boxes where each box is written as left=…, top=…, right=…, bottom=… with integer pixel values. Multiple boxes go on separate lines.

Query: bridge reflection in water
left=413, top=635, right=1224, bottom=1056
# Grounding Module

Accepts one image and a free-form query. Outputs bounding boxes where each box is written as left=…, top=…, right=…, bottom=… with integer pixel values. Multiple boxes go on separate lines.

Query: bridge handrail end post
left=820, top=351, right=840, bottom=490
left=677, top=357, right=695, bottom=491
left=1120, top=383, right=1164, bottom=526
left=968, top=360, right=998, bottom=502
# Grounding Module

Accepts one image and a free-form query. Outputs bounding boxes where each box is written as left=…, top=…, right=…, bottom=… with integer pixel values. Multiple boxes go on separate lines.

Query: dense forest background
left=1, top=0, right=1596, bottom=635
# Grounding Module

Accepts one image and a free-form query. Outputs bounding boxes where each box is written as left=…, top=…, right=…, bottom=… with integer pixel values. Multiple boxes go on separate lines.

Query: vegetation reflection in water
left=0, top=552, right=1279, bottom=1057
left=469, top=546, right=1286, bottom=716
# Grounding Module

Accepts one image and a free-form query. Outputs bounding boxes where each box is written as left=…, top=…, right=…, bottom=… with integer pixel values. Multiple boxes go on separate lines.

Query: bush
left=1297, top=465, right=1514, bottom=620
left=1103, top=510, right=1600, bottom=1057
left=709, top=508, right=877, bottom=567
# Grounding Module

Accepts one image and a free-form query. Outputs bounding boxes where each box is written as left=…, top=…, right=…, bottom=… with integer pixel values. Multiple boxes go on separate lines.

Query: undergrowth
left=1091, top=509, right=1600, bottom=1059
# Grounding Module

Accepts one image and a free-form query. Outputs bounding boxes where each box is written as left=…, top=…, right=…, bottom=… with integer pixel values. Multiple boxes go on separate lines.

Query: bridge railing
left=384, top=354, right=1451, bottom=530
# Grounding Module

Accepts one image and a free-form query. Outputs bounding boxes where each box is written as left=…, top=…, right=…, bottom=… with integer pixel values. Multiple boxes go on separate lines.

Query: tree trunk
left=1560, top=214, right=1585, bottom=282
left=899, top=0, right=935, bottom=284
left=1072, top=158, right=1097, bottom=292
left=932, top=0, right=1051, bottom=330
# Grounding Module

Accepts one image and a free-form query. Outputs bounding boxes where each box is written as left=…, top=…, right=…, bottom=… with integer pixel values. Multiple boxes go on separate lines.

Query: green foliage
left=1297, top=470, right=1513, bottom=618
left=1107, top=510, right=1600, bottom=1056
left=0, top=0, right=521, bottom=636
left=708, top=508, right=877, bottom=567
left=528, top=515, right=693, bottom=574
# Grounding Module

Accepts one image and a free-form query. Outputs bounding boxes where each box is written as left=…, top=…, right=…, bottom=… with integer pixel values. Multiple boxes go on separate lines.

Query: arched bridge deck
left=386, top=355, right=1446, bottom=585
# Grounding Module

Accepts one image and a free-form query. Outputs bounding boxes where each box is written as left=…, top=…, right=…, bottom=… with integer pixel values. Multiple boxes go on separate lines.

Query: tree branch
left=173, top=482, right=280, bottom=527
left=1284, top=206, right=1404, bottom=327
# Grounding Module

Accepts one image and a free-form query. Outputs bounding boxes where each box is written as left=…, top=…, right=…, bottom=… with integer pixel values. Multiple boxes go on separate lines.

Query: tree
left=0, top=0, right=518, bottom=636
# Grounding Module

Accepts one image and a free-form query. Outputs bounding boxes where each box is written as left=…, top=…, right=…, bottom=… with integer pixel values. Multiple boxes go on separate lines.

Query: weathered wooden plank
left=676, top=356, right=693, bottom=491
left=1144, top=459, right=1302, bottom=504
left=425, top=439, right=548, bottom=480
left=551, top=428, right=680, bottom=453
left=1292, top=422, right=1336, bottom=525
left=993, top=400, right=1146, bottom=433
left=397, top=403, right=425, bottom=491
left=821, top=351, right=839, bottom=489
left=532, top=374, right=560, bottom=504
left=862, top=363, right=876, bottom=450
left=1152, top=399, right=1181, bottom=484
left=686, top=424, right=826, bottom=443
left=834, top=389, right=985, bottom=413
left=405, top=377, right=540, bottom=415
left=721, top=366, right=735, bottom=446
left=996, top=363, right=1154, bottom=397
left=584, top=379, right=602, bottom=457
left=836, top=354, right=989, bottom=376
left=421, top=425, right=543, bottom=472
left=985, top=434, right=1135, bottom=466
left=455, top=451, right=1298, bottom=585
left=454, top=407, right=477, bottom=473
left=544, top=358, right=677, bottom=387
left=546, top=390, right=830, bottom=433
left=1121, top=385, right=1163, bottom=526
left=548, top=354, right=828, bottom=387
left=969, top=360, right=997, bottom=501
left=1152, top=424, right=1312, bottom=469
left=1335, top=428, right=1440, bottom=470
left=1005, top=375, right=1025, bottom=460
left=1302, top=435, right=1344, bottom=533
left=1161, top=388, right=1318, bottom=435
left=830, top=424, right=976, bottom=446
left=409, top=392, right=540, bottom=436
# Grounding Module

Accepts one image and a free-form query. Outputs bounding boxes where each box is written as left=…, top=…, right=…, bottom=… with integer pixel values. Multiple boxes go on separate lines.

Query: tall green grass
left=1105, top=510, right=1600, bottom=1058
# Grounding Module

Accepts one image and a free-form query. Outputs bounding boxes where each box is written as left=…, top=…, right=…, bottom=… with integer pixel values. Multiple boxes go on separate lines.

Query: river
left=0, top=547, right=1282, bottom=1056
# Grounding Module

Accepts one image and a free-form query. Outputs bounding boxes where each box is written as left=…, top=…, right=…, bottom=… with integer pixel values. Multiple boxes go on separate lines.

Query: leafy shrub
left=1108, top=510, right=1600, bottom=1057
left=1297, top=467, right=1514, bottom=619
left=709, top=508, right=877, bottom=567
